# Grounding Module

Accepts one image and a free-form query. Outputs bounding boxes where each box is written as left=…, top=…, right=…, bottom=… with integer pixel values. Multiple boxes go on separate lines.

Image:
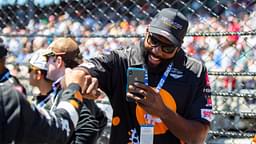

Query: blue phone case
left=126, top=67, right=145, bottom=102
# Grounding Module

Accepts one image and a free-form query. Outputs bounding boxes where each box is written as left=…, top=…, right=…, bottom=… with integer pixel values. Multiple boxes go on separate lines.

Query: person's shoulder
left=0, top=78, right=25, bottom=102
left=175, top=49, right=205, bottom=73
left=185, top=56, right=206, bottom=77
left=187, top=56, right=204, bottom=66
left=8, top=76, right=27, bottom=95
left=112, top=42, right=141, bottom=59
left=113, top=42, right=139, bottom=55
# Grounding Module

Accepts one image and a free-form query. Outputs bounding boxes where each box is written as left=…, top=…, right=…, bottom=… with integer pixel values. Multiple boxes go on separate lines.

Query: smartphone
left=126, top=67, right=145, bottom=102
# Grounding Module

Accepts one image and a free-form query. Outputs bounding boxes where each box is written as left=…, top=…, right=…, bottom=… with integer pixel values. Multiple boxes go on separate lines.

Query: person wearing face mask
left=76, top=8, right=213, bottom=144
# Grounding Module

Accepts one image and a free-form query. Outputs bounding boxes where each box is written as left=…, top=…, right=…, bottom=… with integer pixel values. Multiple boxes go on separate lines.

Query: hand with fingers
left=64, top=68, right=86, bottom=89
left=127, top=82, right=168, bottom=117
left=70, top=67, right=101, bottom=100
left=64, top=68, right=101, bottom=100
left=81, top=75, right=101, bottom=100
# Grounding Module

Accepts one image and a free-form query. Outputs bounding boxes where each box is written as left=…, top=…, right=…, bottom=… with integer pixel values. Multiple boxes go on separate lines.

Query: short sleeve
left=185, top=67, right=213, bottom=123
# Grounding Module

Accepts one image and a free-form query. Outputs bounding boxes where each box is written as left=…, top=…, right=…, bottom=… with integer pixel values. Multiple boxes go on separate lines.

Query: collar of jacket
left=128, top=39, right=146, bottom=67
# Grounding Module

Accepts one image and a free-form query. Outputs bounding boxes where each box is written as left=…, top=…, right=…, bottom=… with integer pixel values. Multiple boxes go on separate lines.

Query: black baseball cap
left=0, top=44, right=7, bottom=58
left=149, top=8, right=189, bottom=47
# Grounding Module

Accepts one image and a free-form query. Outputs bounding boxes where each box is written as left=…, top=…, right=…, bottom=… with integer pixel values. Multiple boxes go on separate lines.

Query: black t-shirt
left=85, top=42, right=212, bottom=144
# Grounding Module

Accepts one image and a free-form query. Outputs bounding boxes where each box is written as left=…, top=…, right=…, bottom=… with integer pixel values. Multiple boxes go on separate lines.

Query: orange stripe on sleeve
left=69, top=99, right=79, bottom=109
left=74, top=91, right=83, bottom=102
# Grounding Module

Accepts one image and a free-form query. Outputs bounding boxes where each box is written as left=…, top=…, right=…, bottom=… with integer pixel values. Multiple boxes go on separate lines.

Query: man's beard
left=144, top=51, right=173, bottom=74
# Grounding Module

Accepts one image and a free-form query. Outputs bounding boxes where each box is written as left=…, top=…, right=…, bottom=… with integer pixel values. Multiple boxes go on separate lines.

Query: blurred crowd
left=0, top=4, right=255, bottom=94
left=0, top=3, right=255, bottom=142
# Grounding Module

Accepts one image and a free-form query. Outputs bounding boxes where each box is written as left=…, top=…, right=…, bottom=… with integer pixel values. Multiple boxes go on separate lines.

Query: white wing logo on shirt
left=169, top=73, right=183, bottom=79
left=169, top=68, right=183, bottom=79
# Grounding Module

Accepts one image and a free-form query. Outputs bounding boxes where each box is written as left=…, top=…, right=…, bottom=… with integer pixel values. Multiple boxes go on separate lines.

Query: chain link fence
left=1, top=0, right=256, bottom=143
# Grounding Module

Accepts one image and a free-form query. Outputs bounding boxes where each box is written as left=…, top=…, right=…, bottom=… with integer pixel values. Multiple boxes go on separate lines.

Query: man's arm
left=159, top=67, right=211, bottom=144
left=68, top=103, right=99, bottom=144
left=1, top=82, right=83, bottom=144
left=159, top=106, right=209, bottom=144
left=1, top=68, right=86, bottom=144
left=69, top=100, right=108, bottom=144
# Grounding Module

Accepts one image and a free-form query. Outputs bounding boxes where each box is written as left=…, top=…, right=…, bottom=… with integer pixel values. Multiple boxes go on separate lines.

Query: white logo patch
left=201, top=109, right=213, bottom=122
left=169, top=73, right=183, bottom=79
left=169, top=68, right=183, bottom=79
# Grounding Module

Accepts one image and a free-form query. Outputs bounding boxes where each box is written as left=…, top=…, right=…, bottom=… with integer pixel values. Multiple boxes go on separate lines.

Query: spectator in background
left=0, top=38, right=26, bottom=96
left=221, top=38, right=237, bottom=90
left=227, top=16, right=240, bottom=44
left=28, top=49, right=53, bottom=109
left=44, top=37, right=107, bottom=144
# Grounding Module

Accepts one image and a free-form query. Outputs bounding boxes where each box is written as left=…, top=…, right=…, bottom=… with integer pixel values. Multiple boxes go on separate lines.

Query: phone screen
left=126, top=67, right=145, bottom=102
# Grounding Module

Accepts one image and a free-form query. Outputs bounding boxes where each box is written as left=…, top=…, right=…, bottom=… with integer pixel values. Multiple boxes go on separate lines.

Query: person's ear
left=36, top=70, right=42, bottom=80
left=56, top=56, right=64, bottom=68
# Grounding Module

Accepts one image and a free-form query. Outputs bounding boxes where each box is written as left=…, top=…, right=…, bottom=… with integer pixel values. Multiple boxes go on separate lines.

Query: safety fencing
left=1, top=0, right=256, bottom=143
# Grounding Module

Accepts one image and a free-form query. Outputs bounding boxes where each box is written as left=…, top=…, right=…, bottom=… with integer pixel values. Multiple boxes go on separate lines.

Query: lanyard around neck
left=144, top=63, right=173, bottom=93
left=143, top=63, right=173, bottom=125
left=37, top=77, right=63, bottom=108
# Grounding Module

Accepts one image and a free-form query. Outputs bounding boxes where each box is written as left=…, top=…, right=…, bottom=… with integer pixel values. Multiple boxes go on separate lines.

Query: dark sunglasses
left=147, top=33, right=177, bottom=53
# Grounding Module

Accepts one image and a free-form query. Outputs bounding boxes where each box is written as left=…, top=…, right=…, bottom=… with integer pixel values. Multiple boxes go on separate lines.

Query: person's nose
left=152, top=46, right=162, bottom=54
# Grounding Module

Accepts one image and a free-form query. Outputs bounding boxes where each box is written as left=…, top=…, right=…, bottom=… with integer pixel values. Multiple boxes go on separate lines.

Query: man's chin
left=147, top=61, right=159, bottom=68
left=146, top=57, right=172, bottom=73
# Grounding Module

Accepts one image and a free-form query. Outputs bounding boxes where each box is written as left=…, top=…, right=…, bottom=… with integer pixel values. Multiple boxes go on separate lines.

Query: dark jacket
left=32, top=73, right=108, bottom=144
left=84, top=41, right=212, bottom=144
left=0, top=69, right=26, bottom=95
left=0, top=74, right=83, bottom=144
left=56, top=89, right=108, bottom=144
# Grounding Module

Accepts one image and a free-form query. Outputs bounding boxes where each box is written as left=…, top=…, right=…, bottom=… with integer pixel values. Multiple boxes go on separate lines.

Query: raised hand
left=127, top=82, right=167, bottom=117
left=64, top=68, right=86, bottom=89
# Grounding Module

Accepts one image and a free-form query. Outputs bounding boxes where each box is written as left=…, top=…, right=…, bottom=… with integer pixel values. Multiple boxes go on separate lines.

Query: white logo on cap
left=160, top=16, right=183, bottom=30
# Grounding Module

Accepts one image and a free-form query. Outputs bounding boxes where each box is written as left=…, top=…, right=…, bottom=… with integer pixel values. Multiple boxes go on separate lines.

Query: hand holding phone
left=126, top=67, right=145, bottom=102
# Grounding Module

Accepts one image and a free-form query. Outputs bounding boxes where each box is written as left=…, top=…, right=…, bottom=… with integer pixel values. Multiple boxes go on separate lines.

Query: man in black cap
left=76, top=8, right=212, bottom=144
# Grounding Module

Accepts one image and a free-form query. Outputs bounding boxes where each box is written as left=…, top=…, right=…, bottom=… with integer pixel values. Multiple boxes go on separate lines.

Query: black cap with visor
left=148, top=8, right=189, bottom=47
